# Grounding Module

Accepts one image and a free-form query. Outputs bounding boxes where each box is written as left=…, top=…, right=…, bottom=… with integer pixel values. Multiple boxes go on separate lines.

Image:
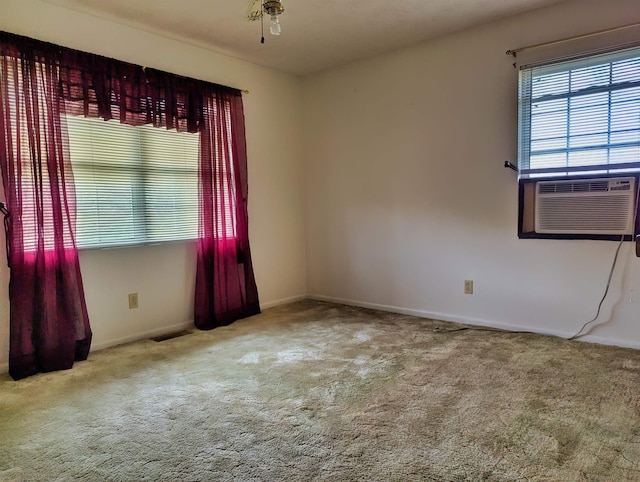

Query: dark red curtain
left=194, top=93, right=259, bottom=328
left=59, top=37, right=261, bottom=329
left=1, top=32, right=260, bottom=377
left=0, top=35, right=92, bottom=380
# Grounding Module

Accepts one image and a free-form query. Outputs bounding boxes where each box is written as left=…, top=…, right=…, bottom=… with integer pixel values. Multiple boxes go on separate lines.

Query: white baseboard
left=2, top=293, right=636, bottom=376
left=92, top=294, right=307, bottom=352
left=0, top=321, right=194, bottom=375
left=576, top=333, right=640, bottom=351
left=90, top=294, right=306, bottom=351
left=261, top=294, right=307, bottom=310
left=91, top=320, right=194, bottom=352
left=0, top=296, right=307, bottom=375
left=307, top=294, right=640, bottom=351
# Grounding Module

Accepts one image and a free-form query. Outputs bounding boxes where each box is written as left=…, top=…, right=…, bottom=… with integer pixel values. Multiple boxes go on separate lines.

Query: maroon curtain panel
left=0, top=35, right=92, bottom=380
left=194, top=93, right=260, bottom=328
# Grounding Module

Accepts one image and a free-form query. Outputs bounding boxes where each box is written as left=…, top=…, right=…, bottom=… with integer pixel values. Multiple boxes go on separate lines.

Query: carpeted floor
left=1, top=300, right=640, bottom=481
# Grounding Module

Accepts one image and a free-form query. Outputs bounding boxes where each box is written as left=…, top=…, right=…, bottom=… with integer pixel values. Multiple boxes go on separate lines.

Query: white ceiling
left=45, top=0, right=568, bottom=76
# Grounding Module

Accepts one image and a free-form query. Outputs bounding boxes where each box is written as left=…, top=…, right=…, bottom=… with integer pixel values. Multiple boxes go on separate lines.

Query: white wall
left=303, top=0, right=640, bottom=348
left=0, top=0, right=306, bottom=371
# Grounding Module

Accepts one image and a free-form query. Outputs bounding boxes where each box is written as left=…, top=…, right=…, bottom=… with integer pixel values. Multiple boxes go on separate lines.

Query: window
left=518, top=46, right=640, bottom=179
left=67, top=116, right=199, bottom=248
left=67, top=116, right=234, bottom=249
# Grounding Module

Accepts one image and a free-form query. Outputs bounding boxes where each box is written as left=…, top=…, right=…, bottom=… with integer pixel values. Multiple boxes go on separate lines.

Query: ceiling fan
left=247, top=0, right=285, bottom=41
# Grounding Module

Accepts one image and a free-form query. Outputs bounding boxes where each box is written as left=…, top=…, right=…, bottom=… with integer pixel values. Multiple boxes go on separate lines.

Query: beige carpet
left=1, top=300, right=639, bottom=481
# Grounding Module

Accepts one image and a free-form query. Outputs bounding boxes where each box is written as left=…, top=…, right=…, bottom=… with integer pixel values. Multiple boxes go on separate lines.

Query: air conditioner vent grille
left=537, top=196, right=632, bottom=231
left=538, top=180, right=609, bottom=194
left=534, top=177, right=636, bottom=235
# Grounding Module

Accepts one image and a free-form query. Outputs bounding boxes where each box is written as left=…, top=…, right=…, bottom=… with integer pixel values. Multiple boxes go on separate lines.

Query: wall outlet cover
left=128, top=293, right=139, bottom=309
left=464, top=280, right=474, bottom=295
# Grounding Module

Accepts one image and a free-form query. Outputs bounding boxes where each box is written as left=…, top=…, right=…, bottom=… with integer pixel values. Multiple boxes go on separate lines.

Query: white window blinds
left=518, top=46, right=640, bottom=179
left=66, top=116, right=200, bottom=249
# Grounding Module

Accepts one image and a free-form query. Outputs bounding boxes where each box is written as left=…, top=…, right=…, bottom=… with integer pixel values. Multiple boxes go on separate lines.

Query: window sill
left=77, top=238, right=199, bottom=252
left=518, top=233, right=635, bottom=242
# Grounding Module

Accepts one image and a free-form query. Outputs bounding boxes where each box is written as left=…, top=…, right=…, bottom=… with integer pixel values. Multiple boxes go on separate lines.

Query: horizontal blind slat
left=66, top=116, right=210, bottom=248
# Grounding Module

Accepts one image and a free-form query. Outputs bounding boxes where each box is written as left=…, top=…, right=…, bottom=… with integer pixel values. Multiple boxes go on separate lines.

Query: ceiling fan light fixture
left=269, top=15, right=281, bottom=36
left=263, top=0, right=284, bottom=36
left=247, top=0, right=285, bottom=42
left=263, top=0, right=284, bottom=17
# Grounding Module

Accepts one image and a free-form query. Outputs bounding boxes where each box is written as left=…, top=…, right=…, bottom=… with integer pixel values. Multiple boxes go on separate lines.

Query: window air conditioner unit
left=535, top=177, right=636, bottom=235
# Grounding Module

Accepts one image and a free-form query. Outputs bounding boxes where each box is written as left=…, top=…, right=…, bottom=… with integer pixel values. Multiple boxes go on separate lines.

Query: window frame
left=65, top=115, right=236, bottom=250
left=517, top=45, right=640, bottom=180
left=516, top=45, right=640, bottom=241
left=518, top=173, right=640, bottom=241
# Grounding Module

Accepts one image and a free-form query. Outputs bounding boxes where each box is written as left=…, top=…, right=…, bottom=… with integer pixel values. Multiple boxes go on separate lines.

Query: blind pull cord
left=0, top=202, right=10, bottom=268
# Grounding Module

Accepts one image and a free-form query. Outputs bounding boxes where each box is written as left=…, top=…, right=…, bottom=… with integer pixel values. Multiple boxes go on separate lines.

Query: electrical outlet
left=464, top=280, right=474, bottom=295
left=128, top=292, right=139, bottom=309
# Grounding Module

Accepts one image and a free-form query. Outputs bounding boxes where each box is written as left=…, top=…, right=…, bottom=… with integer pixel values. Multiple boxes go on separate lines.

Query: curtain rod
left=139, top=65, right=249, bottom=94
left=506, top=21, right=640, bottom=57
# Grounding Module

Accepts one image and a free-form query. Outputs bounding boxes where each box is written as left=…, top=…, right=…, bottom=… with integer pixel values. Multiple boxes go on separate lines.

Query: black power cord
left=568, top=237, right=624, bottom=340
left=436, top=182, right=640, bottom=342
left=433, top=237, right=627, bottom=341
left=433, top=326, right=547, bottom=336
left=569, top=181, right=640, bottom=339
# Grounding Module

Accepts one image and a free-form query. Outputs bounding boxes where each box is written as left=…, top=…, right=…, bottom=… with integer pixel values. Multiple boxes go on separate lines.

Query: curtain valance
left=0, top=31, right=240, bottom=132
